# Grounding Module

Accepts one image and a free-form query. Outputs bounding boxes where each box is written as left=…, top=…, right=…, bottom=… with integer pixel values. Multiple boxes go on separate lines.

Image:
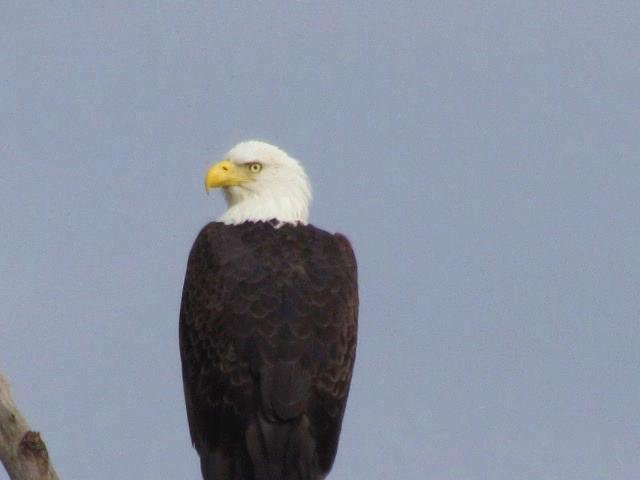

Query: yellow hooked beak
left=204, top=160, right=249, bottom=192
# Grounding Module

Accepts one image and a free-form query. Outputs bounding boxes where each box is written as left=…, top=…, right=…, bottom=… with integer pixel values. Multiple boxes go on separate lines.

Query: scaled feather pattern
left=179, top=220, right=358, bottom=480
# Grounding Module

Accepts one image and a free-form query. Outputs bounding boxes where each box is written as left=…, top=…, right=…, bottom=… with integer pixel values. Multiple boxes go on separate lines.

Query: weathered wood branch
left=0, top=372, right=59, bottom=480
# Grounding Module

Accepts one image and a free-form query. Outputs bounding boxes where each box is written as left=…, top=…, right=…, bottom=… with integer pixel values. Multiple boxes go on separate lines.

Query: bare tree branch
left=0, top=372, right=59, bottom=480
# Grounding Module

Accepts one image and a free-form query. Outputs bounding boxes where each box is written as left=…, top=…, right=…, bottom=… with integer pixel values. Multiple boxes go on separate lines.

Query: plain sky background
left=1, top=2, right=639, bottom=479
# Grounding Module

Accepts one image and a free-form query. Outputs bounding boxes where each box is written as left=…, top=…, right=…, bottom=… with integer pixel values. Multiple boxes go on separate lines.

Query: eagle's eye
left=248, top=162, right=262, bottom=173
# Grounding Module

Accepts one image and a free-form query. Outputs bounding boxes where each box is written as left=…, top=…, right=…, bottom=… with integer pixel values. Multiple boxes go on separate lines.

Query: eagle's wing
left=306, top=231, right=358, bottom=472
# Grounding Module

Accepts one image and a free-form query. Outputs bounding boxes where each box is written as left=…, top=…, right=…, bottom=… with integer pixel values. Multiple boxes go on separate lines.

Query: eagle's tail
left=199, top=447, right=254, bottom=480
left=198, top=415, right=322, bottom=480
left=245, top=414, right=321, bottom=480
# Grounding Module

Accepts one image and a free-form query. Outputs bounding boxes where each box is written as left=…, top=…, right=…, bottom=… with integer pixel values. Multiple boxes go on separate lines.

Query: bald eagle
left=179, top=141, right=358, bottom=480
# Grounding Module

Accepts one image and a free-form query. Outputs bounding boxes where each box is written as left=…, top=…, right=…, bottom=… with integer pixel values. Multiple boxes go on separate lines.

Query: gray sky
left=2, top=2, right=639, bottom=479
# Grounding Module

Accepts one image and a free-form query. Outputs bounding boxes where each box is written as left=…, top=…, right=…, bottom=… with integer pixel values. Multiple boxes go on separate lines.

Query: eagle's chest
left=230, top=239, right=313, bottom=286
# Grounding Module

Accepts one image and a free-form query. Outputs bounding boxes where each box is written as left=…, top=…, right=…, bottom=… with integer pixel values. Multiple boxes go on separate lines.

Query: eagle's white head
left=205, top=140, right=312, bottom=225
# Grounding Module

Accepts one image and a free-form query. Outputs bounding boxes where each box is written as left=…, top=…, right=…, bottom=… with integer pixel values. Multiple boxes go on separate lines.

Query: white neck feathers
left=219, top=187, right=310, bottom=225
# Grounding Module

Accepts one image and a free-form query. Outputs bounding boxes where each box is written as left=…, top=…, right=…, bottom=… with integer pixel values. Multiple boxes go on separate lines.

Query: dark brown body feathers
left=179, top=221, right=358, bottom=480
